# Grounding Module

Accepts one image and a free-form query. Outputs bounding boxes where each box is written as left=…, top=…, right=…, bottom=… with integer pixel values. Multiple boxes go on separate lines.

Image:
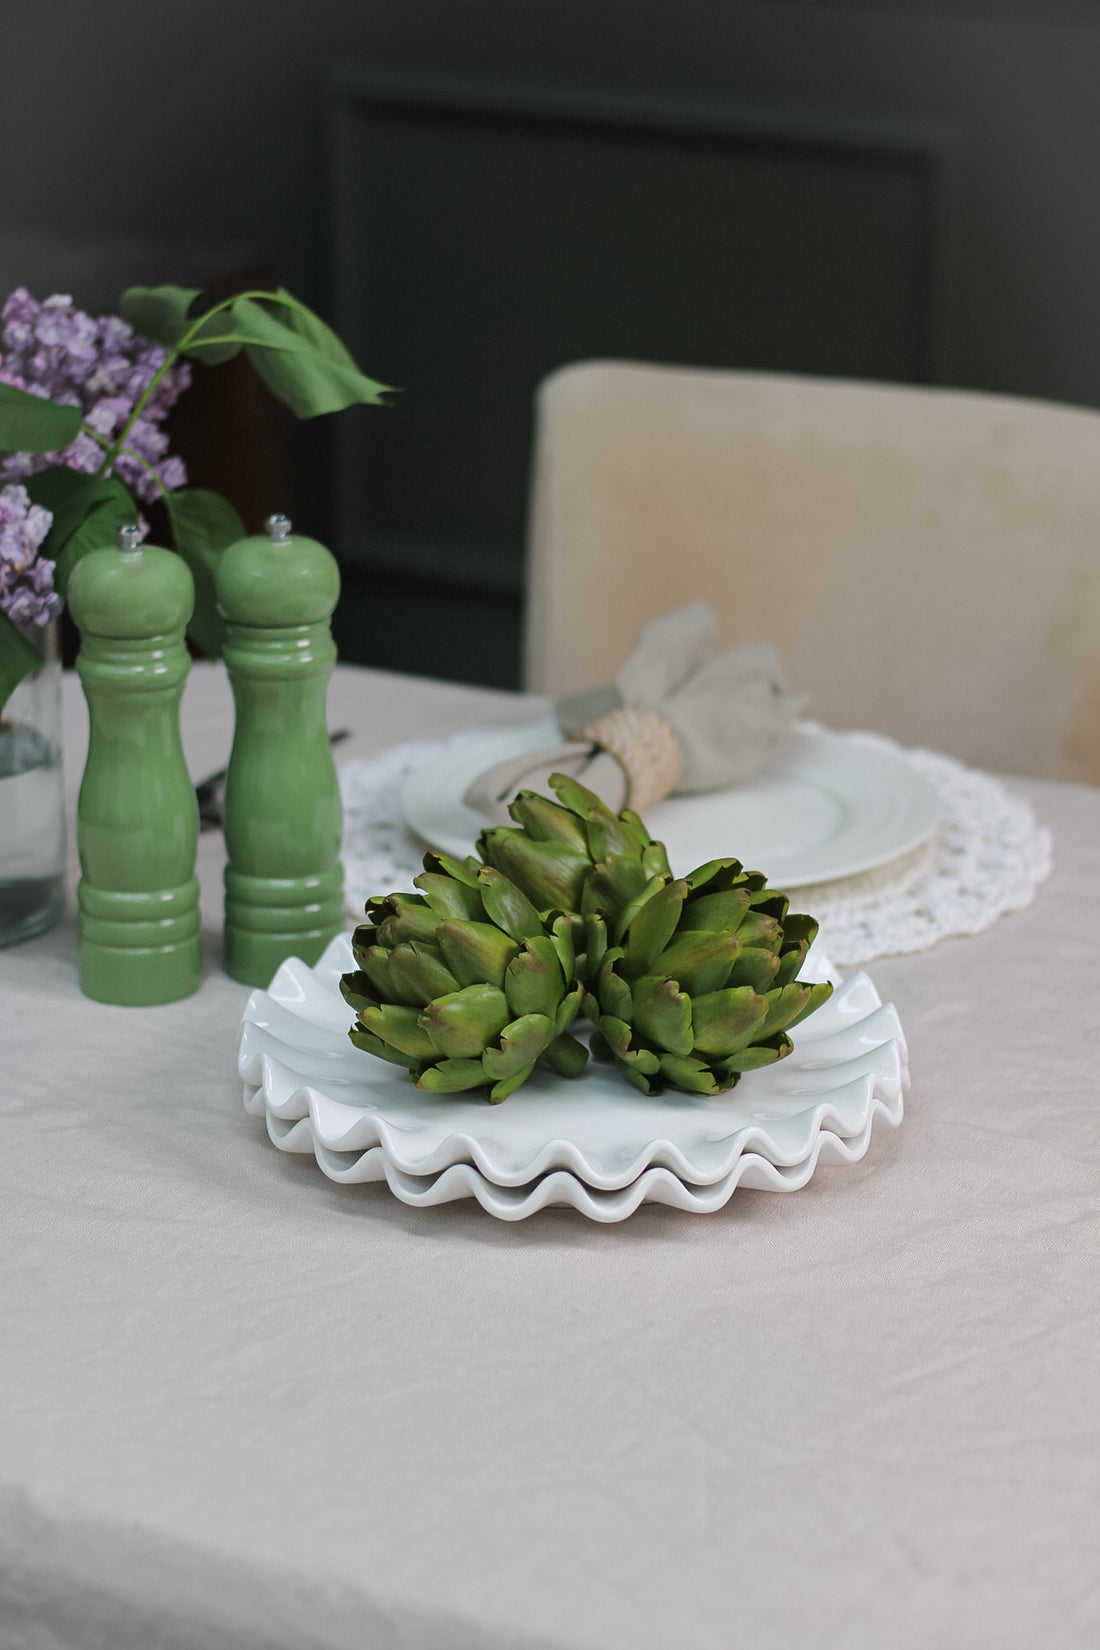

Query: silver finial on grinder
left=264, top=513, right=292, bottom=542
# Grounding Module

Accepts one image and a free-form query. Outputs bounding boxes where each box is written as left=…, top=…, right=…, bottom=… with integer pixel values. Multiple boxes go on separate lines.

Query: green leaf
left=231, top=296, right=393, bottom=418
left=119, top=285, right=202, bottom=349
left=436, top=919, right=519, bottom=991
left=386, top=942, right=461, bottom=1007
left=413, top=869, right=485, bottom=922
left=348, top=1026, right=420, bottom=1071
left=27, top=467, right=118, bottom=561
left=51, top=481, right=139, bottom=595
left=419, top=983, right=510, bottom=1060
left=477, top=866, right=544, bottom=942
left=655, top=929, right=741, bottom=996
left=358, top=1003, right=437, bottom=1062
left=0, top=382, right=82, bottom=453
left=631, top=975, right=693, bottom=1058
left=481, top=1013, right=552, bottom=1082
left=507, top=790, right=588, bottom=849
left=503, top=936, right=563, bottom=1021
left=338, top=970, right=378, bottom=1014
left=487, top=1059, right=538, bottom=1103
left=689, top=987, right=769, bottom=1057
left=416, top=1058, right=487, bottom=1094
left=182, top=309, right=246, bottom=367
left=374, top=893, right=440, bottom=946
left=657, top=1053, right=720, bottom=1095
left=719, top=1033, right=793, bottom=1074
left=541, top=1031, right=588, bottom=1079
left=0, top=608, right=46, bottom=720
left=162, top=488, right=245, bottom=658
left=621, top=878, right=685, bottom=976
left=478, top=828, right=590, bottom=914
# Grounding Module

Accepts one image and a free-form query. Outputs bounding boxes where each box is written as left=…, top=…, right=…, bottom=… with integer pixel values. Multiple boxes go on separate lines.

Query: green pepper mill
left=217, top=513, right=345, bottom=987
left=68, top=525, right=202, bottom=1005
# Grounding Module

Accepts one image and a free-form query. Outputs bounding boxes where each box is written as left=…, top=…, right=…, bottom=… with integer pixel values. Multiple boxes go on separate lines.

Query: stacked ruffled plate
left=238, top=934, right=907, bottom=1222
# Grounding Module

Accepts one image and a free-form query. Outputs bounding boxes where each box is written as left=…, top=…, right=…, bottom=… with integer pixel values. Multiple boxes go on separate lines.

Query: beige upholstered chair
left=523, top=361, right=1100, bottom=785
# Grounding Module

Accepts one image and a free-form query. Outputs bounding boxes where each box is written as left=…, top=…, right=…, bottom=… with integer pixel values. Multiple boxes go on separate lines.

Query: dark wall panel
left=330, top=78, right=941, bottom=682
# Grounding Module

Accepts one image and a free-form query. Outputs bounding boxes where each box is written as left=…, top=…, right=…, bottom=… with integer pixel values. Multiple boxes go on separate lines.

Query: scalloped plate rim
left=239, top=935, right=907, bottom=1210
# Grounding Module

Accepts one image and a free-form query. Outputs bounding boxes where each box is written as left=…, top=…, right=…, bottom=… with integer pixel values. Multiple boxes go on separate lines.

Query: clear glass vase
left=0, top=618, right=65, bottom=945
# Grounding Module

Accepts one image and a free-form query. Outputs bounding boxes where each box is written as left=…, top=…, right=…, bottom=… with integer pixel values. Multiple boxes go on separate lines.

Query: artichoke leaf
left=784, top=978, right=834, bottom=1029
left=481, top=1013, right=553, bottom=1081
left=507, top=790, right=589, bottom=849
left=338, top=970, right=378, bottom=1013
left=359, top=1002, right=438, bottom=1061
left=726, top=946, right=781, bottom=993
left=621, top=878, right=687, bottom=975
left=689, top=986, right=769, bottom=1057
left=477, top=865, right=544, bottom=942
left=630, top=975, right=694, bottom=1058
left=421, top=850, right=483, bottom=888
left=677, top=887, right=752, bottom=935
left=416, top=1058, right=488, bottom=1094
left=541, top=1031, right=589, bottom=1078
left=737, top=910, right=782, bottom=951
left=359, top=944, right=401, bottom=1003
left=413, top=871, right=485, bottom=922
left=376, top=894, right=442, bottom=947
left=348, top=1026, right=421, bottom=1071
left=654, top=929, right=741, bottom=996
left=504, top=937, right=564, bottom=1020
left=685, top=858, right=745, bottom=893
left=657, top=1053, right=722, bottom=1095
left=718, top=1032, right=793, bottom=1074
left=549, top=911, right=579, bottom=982
left=488, top=1060, right=538, bottom=1103
left=419, top=982, right=511, bottom=1059
left=478, top=829, right=590, bottom=913
left=596, top=950, right=632, bottom=1023
left=552, top=982, right=585, bottom=1039
left=610, top=873, right=667, bottom=947
left=436, top=919, right=519, bottom=990
left=757, top=982, right=820, bottom=1039
left=387, top=942, right=461, bottom=1006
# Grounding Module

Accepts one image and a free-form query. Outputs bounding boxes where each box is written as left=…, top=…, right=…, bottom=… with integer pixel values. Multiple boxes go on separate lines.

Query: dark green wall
left=4, top=1, right=1100, bottom=684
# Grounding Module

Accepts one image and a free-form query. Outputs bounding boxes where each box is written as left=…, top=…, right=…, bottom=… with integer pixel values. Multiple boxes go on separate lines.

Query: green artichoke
left=339, top=851, right=587, bottom=1102
left=343, top=774, right=832, bottom=1104
left=582, top=856, right=833, bottom=1096
left=478, top=773, right=672, bottom=980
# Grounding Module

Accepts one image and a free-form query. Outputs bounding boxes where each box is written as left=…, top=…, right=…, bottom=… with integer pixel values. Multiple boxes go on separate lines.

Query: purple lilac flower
left=0, top=287, right=190, bottom=506
left=0, top=483, right=60, bottom=628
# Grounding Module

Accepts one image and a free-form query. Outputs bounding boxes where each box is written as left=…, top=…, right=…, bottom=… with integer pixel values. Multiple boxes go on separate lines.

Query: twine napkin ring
left=580, top=706, right=681, bottom=814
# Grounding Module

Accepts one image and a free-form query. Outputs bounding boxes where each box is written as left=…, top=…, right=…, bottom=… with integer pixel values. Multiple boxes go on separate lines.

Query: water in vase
left=0, top=722, right=65, bottom=945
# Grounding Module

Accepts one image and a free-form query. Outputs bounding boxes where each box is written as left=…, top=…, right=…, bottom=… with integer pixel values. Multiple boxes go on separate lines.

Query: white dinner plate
left=238, top=934, right=907, bottom=1220
left=400, top=719, right=940, bottom=887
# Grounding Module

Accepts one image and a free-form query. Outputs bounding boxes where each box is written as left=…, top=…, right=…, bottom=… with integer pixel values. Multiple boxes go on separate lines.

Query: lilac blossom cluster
left=0, top=287, right=190, bottom=505
left=0, top=483, right=59, bottom=629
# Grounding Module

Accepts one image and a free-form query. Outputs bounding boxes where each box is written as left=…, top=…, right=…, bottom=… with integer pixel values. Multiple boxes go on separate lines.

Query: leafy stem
left=94, top=288, right=314, bottom=484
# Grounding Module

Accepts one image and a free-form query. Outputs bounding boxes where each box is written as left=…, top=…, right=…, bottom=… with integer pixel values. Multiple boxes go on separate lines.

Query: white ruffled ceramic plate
left=238, top=934, right=907, bottom=1220
left=400, top=719, right=940, bottom=887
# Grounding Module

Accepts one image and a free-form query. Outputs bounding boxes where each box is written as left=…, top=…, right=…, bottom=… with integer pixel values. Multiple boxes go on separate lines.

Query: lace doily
left=339, top=727, right=1052, bottom=966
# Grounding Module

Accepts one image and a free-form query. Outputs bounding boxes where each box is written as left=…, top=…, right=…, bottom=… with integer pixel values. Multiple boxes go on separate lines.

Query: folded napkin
left=464, top=602, right=805, bottom=824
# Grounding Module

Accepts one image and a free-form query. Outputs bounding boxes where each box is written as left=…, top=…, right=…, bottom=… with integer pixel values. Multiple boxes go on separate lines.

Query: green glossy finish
left=68, top=542, right=201, bottom=1005
left=217, top=522, right=345, bottom=987
left=216, top=527, right=341, bottom=628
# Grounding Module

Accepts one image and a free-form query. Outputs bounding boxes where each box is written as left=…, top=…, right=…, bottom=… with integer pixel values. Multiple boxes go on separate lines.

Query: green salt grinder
left=217, top=513, right=345, bottom=987
left=69, top=525, right=202, bottom=1005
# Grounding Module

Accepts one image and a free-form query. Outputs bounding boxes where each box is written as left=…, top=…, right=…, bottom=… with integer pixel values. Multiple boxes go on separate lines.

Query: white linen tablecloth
left=2, top=662, right=1098, bottom=1650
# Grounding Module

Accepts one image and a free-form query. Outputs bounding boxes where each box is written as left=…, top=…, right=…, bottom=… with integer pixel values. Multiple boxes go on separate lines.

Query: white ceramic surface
left=399, top=719, right=941, bottom=887
left=239, top=934, right=907, bottom=1220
